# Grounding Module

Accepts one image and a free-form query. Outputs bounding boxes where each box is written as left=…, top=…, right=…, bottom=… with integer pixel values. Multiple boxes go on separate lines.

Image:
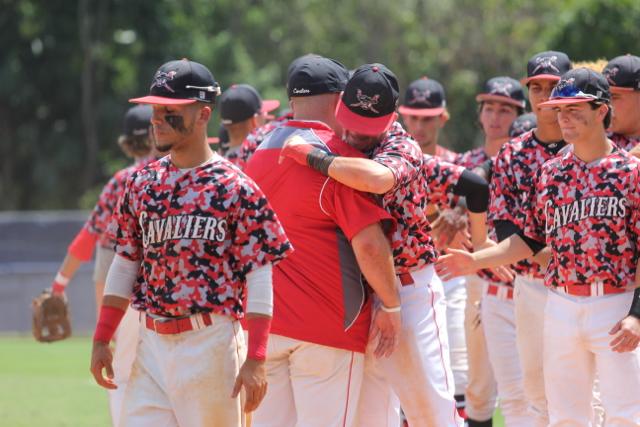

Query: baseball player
left=489, top=51, right=571, bottom=427
left=398, top=76, right=470, bottom=418
left=236, top=109, right=292, bottom=166
left=508, top=113, right=537, bottom=138
left=437, top=68, right=640, bottom=425
left=218, top=84, right=280, bottom=169
left=281, top=62, right=501, bottom=427
left=246, top=55, right=402, bottom=427
left=603, top=55, right=640, bottom=151
left=90, top=59, right=293, bottom=427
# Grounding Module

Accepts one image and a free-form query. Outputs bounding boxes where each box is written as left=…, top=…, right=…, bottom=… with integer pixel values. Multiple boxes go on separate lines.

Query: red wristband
left=68, top=227, right=98, bottom=261
left=52, top=272, right=70, bottom=295
left=93, top=305, right=126, bottom=343
left=247, top=316, right=272, bottom=360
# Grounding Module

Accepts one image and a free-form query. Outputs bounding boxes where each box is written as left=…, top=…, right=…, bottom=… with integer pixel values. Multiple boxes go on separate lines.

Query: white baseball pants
left=464, top=275, right=498, bottom=421
left=251, top=334, right=364, bottom=427
left=481, top=289, right=531, bottom=427
left=355, top=265, right=462, bottom=427
left=513, top=274, right=548, bottom=427
left=118, top=314, right=246, bottom=427
left=442, top=275, right=469, bottom=396
left=544, top=288, right=640, bottom=426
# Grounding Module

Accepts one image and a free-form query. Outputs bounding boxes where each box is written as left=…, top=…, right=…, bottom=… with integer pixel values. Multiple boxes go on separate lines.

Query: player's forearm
left=328, top=157, right=395, bottom=194
left=471, top=234, right=533, bottom=270
left=468, top=211, right=489, bottom=249
left=52, top=253, right=84, bottom=294
left=352, top=223, right=400, bottom=308
left=245, top=264, right=274, bottom=360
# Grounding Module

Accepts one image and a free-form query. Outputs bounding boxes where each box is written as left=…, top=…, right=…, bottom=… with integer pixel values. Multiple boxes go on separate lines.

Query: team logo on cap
left=350, top=89, right=380, bottom=113
left=532, top=56, right=560, bottom=74
left=151, top=70, right=178, bottom=93
left=489, top=81, right=513, bottom=97
left=411, top=89, right=432, bottom=106
left=555, top=77, right=576, bottom=92
left=603, top=66, right=619, bottom=85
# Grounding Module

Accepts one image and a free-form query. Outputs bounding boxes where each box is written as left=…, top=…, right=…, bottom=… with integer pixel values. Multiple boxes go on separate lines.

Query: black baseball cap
left=219, top=84, right=281, bottom=125
left=509, top=113, right=537, bottom=138
left=540, top=68, right=610, bottom=107
left=476, top=77, right=526, bottom=108
left=335, top=63, right=399, bottom=136
left=123, top=105, right=152, bottom=137
left=398, top=77, right=446, bottom=117
left=521, top=51, right=572, bottom=85
left=130, top=59, right=221, bottom=105
left=603, top=54, right=640, bottom=92
left=287, top=55, right=349, bottom=98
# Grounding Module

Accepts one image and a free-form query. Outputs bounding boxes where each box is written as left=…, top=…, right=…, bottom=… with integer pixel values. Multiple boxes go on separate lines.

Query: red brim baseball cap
left=610, top=86, right=636, bottom=93
left=520, top=74, right=562, bottom=85
left=335, top=100, right=397, bottom=136
left=475, top=93, right=526, bottom=108
left=261, top=99, right=280, bottom=113
left=398, top=105, right=445, bottom=117
left=207, top=137, right=220, bottom=144
left=129, top=96, right=198, bottom=105
left=538, top=97, right=595, bottom=107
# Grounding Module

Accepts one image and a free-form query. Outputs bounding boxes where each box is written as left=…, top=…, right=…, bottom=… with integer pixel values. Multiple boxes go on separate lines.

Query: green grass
left=0, top=335, right=111, bottom=427
left=0, top=335, right=504, bottom=427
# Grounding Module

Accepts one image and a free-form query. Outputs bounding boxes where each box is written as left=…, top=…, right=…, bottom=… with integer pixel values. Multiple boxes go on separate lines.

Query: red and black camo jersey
left=435, top=145, right=460, bottom=163
left=457, top=146, right=513, bottom=286
left=369, top=122, right=436, bottom=273
left=234, top=115, right=292, bottom=170
left=112, top=154, right=293, bottom=318
left=423, top=155, right=465, bottom=208
left=489, top=131, right=566, bottom=278
left=86, top=157, right=156, bottom=248
left=525, top=147, right=640, bottom=289
left=610, top=132, right=640, bottom=152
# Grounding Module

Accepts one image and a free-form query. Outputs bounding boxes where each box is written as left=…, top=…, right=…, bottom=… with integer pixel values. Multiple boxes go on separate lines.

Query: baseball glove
left=32, top=289, right=72, bottom=342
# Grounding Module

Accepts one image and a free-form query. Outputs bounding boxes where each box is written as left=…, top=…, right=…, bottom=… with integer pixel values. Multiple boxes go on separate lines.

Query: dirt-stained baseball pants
left=544, top=288, right=640, bottom=426
left=118, top=313, right=246, bottom=427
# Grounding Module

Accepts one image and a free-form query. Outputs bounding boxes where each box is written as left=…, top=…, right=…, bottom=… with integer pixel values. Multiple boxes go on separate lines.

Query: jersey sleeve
left=489, top=144, right=519, bottom=226
left=112, top=174, right=144, bottom=261
left=320, top=180, right=395, bottom=241
left=373, top=125, right=423, bottom=193
left=423, top=157, right=465, bottom=208
left=228, top=174, right=293, bottom=279
left=523, top=168, right=546, bottom=244
left=86, top=174, right=120, bottom=236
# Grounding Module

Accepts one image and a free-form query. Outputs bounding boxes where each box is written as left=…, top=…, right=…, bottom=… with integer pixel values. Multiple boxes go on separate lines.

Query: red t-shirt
left=244, top=120, right=394, bottom=353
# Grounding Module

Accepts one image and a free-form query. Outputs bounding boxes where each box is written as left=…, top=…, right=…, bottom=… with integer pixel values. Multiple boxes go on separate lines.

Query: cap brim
left=261, top=99, right=281, bottom=113
left=129, top=96, right=197, bottom=105
left=520, top=74, right=562, bottom=85
left=476, top=94, right=525, bottom=108
left=610, top=86, right=636, bottom=93
left=207, top=137, right=220, bottom=144
left=335, top=101, right=397, bottom=136
left=539, top=97, right=595, bottom=107
left=398, top=105, right=445, bottom=117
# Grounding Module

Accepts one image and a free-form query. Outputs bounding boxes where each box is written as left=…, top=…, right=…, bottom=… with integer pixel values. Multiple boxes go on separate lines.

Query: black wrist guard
left=629, top=287, right=640, bottom=319
left=307, top=148, right=337, bottom=176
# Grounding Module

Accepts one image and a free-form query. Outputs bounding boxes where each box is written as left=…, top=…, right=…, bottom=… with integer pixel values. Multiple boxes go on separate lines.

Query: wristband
left=380, top=304, right=402, bottom=313
left=68, top=227, right=98, bottom=261
left=247, top=316, right=272, bottom=360
left=629, top=287, right=640, bottom=320
left=307, top=148, right=337, bottom=176
left=93, top=305, right=126, bottom=343
left=52, top=272, right=70, bottom=294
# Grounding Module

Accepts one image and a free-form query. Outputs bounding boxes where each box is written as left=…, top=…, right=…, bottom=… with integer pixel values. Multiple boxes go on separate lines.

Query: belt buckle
left=152, top=316, right=172, bottom=333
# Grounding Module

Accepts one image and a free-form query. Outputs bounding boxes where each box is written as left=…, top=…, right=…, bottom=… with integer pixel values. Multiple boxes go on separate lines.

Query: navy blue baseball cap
left=287, top=55, right=349, bottom=98
left=399, top=77, right=446, bottom=117
left=603, top=54, right=640, bottom=92
left=476, top=77, right=526, bottom=108
left=521, top=51, right=572, bottom=85
left=130, top=59, right=221, bottom=105
left=220, top=84, right=281, bottom=125
left=540, top=68, right=610, bottom=106
left=335, top=63, right=399, bottom=136
left=123, top=105, right=152, bottom=137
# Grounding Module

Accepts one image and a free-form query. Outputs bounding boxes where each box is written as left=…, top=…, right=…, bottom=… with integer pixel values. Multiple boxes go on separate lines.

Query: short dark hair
left=589, top=102, right=612, bottom=129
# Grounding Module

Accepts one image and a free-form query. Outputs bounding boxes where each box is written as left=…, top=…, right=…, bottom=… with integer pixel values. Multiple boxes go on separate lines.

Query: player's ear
left=197, top=105, right=212, bottom=123
left=440, top=110, right=450, bottom=126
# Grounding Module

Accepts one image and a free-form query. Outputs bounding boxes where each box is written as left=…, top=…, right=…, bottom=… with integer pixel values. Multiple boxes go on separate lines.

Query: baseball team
left=48, top=50, right=640, bottom=427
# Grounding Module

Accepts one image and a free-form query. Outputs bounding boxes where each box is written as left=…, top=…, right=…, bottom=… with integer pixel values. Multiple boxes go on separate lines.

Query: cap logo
left=292, top=88, right=310, bottom=95
left=555, top=77, right=576, bottom=92
left=151, top=70, right=178, bottom=93
left=490, top=81, right=513, bottom=97
left=533, top=56, right=560, bottom=74
left=350, top=89, right=380, bottom=114
left=411, top=89, right=432, bottom=106
left=603, top=66, right=619, bottom=85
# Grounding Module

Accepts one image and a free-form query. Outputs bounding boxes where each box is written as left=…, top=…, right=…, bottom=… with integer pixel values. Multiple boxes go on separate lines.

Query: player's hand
left=609, top=315, right=640, bottom=353
left=90, top=340, right=116, bottom=389
left=232, top=358, right=268, bottom=412
left=435, top=248, right=477, bottom=281
left=370, top=307, right=401, bottom=358
left=278, top=135, right=314, bottom=165
left=431, top=208, right=468, bottom=250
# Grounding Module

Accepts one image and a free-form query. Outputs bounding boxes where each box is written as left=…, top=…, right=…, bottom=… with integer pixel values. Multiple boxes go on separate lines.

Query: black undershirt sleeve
left=494, top=219, right=546, bottom=254
left=629, top=287, right=640, bottom=320
left=452, top=169, right=489, bottom=213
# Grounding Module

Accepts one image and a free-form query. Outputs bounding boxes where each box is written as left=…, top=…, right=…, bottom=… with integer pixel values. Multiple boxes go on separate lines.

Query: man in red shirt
left=245, top=55, right=401, bottom=427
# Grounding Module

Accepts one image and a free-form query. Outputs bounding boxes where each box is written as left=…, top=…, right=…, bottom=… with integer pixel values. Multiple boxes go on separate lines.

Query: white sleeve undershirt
left=104, top=254, right=141, bottom=299
left=246, top=264, right=273, bottom=316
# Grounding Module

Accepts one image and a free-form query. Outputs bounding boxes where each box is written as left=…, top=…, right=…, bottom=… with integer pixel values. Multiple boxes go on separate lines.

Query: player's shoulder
left=376, top=121, right=422, bottom=158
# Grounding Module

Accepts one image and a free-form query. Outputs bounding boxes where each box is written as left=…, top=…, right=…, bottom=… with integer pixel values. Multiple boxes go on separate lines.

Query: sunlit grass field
left=0, top=335, right=504, bottom=426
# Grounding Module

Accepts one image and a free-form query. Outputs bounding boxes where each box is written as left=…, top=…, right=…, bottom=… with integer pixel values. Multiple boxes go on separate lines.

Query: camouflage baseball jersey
left=113, top=154, right=292, bottom=318
left=435, top=144, right=460, bottom=163
left=86, top=157, right=156, bottom=248
left=490, top=130, right=566, bottom=278
left=235, top=114, right=292, bottom=170
left=423, top=155, right=465, bottom=208
left=610, top=132, right=640, bottom=152
left=219, top=144, right=243, bottom=168
left=525, top=147, right=640, bottom=289
left=369, top=121, right=439, bottom=273
left=457, top=146, right=513, bottom=286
